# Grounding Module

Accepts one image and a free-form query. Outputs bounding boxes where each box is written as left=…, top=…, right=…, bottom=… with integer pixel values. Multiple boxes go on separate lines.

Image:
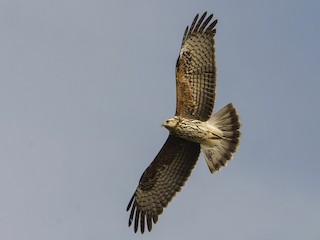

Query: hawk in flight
left=127, top=12, right=240, bottom=233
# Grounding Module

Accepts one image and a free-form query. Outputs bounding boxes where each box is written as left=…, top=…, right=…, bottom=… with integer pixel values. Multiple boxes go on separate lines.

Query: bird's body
left=127, top=12, right=241, bottom=234
left=163, top=116, right=223, bottom=143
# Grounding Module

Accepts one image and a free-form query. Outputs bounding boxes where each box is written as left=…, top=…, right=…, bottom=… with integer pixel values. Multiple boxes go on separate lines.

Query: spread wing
left=175, top=12, right=217, bottom=121
left=127, top=135, right=200, bottom=233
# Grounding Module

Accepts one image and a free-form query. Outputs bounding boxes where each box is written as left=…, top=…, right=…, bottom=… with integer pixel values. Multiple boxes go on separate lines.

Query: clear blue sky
left=1, top=0, right=319, bottom=239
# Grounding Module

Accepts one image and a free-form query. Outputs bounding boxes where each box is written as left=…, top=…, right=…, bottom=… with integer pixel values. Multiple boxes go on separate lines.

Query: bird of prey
left=127, top=12, right=240, bottom=233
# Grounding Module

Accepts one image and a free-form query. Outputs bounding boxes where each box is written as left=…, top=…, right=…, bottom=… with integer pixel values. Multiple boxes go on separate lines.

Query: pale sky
left=1, top=0, right=320, bottom=239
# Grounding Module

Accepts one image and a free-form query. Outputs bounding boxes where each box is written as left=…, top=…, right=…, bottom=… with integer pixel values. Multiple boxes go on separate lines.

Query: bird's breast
left=170, top=119, right=215, bottom=143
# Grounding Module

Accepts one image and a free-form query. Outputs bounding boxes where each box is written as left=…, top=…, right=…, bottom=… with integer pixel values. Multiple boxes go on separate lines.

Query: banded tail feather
left=200, top=103, right=240, bottom=173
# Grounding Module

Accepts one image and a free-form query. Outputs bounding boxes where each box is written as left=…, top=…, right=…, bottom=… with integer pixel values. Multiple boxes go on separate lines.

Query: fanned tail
left=201, top=103, right=240, bottom=173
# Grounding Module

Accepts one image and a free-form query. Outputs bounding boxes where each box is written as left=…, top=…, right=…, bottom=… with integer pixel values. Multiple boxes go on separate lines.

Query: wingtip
left=126, top=194, right=134, bottom=212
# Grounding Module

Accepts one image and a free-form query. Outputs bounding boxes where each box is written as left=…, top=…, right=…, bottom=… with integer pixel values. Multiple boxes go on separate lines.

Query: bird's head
left=162, top=116, right=180, bottom=130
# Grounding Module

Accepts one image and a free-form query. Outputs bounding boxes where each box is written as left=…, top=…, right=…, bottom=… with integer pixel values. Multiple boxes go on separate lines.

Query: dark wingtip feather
left=182, top=12, right=217, bottom=45
left=134, top=209, right=140, bottom=233
left=153, top=214, right=158, bottom=224
left=206, top=19, right=218, bottom=32
left=199, top=13, right=213, bottom=32
left=147, top=216, right=152, bottom=232
left=182, top=26, right=189, bottom=44
left=140, top=212, right=145, bottom=234
left=126, top=194, right=134, bottom=211
left=128, top=205, right=135, bottom=227
left=193, top=12, right=207, bottom=32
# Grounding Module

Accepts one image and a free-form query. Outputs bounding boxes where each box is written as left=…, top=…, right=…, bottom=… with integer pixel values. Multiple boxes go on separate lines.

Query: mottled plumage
left=176, top=13, right=217, bottom=121
left=127, top=12, right=240, bottom=234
